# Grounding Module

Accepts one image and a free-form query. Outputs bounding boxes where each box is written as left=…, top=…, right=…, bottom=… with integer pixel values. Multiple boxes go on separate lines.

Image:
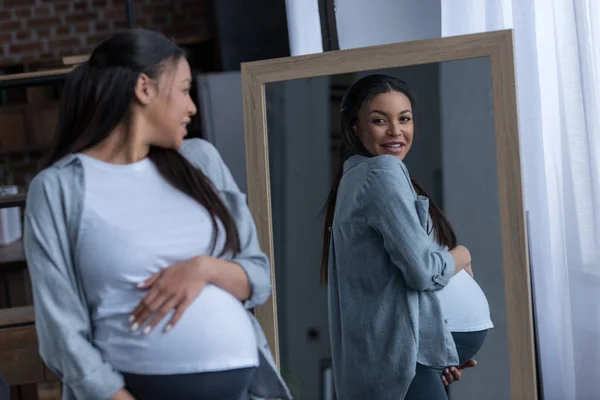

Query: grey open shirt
left=328, top=154, right=459, bottom=400
left=23, top=139, right=291, bottom=400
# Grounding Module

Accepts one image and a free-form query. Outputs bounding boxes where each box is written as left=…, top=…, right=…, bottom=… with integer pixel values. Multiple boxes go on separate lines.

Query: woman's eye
left=400, top=117, right=411, bottom=122
left=372, top=118, right=385, bottom=124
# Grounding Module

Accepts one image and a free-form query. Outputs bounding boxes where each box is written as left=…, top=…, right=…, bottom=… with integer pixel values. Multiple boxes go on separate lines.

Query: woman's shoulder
left=347, top=155, right=412, bottom=193
left=179, top=138, right=221, bottom=166
left=345, top=154, right=408, bottom=175
left=179, top=138, right=225, bottom=178
left=178, top=138, right=239, bottom=192
left=25, top=161, right=83, bottom=242
left=27, top=167, right=60, bottom=206
left=366, top=154, right=408, bottom=173
left=337, top=155, right=414, bottom=217
left=27, top=156, right=81, bottom=203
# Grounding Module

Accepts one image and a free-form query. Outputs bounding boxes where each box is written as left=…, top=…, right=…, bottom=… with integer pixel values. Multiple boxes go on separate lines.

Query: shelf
left=0, top=239, right=24, bottom=265
left=0, top=67, right=73, bottom=89
left=0, top=193, right=26, bottom=208
left=0, top=305, right=34, bottom=328
left=61, top=54, right=89, bottom=66
left=175, top=35, right=213, bottom=46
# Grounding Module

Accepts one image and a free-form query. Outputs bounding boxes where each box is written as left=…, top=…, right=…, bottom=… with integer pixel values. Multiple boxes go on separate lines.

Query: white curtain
left=442, top=1, right=600, bottom=399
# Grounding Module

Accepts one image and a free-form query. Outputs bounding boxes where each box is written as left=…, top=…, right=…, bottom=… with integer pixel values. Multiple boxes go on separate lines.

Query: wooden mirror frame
left=240, top=29, right=537, bottom=399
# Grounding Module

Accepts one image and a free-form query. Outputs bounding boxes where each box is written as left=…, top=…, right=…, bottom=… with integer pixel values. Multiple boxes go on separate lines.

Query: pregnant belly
left=436, top=270, right=493, bottom=332
left=93, top=285, right=259, bottom=374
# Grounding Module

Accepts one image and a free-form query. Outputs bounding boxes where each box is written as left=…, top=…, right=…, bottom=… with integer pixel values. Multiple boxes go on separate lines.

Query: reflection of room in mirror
left=264, top=58, right=509, bottom=400
left=264, top=76, right=333, bottom=400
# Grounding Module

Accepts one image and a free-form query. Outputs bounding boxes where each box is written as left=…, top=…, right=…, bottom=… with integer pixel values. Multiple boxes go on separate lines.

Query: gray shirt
left=328, top=154, right=459, bottom=400
left=23, top=139, right=291, bottom=400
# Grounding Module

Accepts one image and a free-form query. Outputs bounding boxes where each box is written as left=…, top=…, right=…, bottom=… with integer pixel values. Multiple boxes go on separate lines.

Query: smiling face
left=354, top=91, right=414, bottom=161
left=136, top=57, right=198, bottom=149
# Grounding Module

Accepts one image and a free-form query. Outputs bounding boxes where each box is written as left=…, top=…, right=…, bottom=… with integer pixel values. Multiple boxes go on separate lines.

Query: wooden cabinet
left=0, top=307, right=61, bottom=400
left=0, top=107, right=28, bottom=153
left=0, top=325, right=45, bottom=386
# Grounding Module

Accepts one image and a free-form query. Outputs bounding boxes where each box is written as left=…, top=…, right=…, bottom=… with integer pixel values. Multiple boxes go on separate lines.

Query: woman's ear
left=133, top=73, right=156, bottom=106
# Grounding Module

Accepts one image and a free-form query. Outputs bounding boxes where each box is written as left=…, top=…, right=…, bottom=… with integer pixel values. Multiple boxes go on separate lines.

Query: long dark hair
left=320, top=74, right=456, bottom=283
left=46, top=28, right=240, bottom=257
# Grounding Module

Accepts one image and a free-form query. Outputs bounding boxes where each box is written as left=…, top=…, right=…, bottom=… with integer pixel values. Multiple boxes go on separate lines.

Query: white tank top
left=74, top=153, right=258, bottom=374
left=436, top=268, right=494, bottom=332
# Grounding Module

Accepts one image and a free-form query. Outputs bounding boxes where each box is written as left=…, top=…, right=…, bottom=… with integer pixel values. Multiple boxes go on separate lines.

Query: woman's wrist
left=450, top=245, right=471, bottom=272
left=192, top=255, right=251, bottom=302
left=194, top=255, right=216, bottom=283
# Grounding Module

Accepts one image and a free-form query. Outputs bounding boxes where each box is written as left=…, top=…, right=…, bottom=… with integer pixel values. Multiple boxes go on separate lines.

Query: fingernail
left=451, top=367, right=456, bottom=372
left=128, top=315, right=135, bottom=323
left=143, top=326, right=152, bottom=335
left=131, top=322, right=139, bottom=332
left=444, top=369, right=448, bottom=374
left=165, top=324, right=173, bottom=333
left=137, top=282, right=145, bottom=288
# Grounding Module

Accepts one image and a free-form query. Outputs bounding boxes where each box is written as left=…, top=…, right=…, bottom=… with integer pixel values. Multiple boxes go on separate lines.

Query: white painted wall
left=285, top=0, right=323, bottom=55
left=196, top=72, right=247, bottom=193
left=335, top=0, right=442, bottom=49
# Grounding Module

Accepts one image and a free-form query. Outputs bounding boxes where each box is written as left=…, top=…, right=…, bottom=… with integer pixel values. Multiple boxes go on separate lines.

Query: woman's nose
left=387, top=122, right=402, bottom=136
left=189, top=100, right=198, bottom=117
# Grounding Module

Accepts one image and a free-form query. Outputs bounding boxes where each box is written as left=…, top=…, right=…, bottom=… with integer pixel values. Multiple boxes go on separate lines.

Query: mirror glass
left=264, top=57, right=509, bottom=400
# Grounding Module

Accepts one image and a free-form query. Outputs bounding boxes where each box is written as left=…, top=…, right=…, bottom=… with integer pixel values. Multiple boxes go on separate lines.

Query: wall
left=0, top=0, right=210, bottom=66
left=284, top=0, right=322, bottom=56
left=335, top=0, right=441, bottom=49
left=196, top=71, right=247, bottom=194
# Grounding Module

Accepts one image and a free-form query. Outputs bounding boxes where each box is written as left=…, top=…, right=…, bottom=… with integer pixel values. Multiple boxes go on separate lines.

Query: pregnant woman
left=24, top=29, right=291, bottom=400
left=320, top=74, right=493, bottom=399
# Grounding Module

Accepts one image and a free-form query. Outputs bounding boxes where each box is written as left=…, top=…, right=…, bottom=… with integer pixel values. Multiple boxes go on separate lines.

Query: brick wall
left=0, top=0, right=211, bottom=67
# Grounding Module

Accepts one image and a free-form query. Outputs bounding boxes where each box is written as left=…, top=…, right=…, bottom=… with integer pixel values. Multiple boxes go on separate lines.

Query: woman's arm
left=216, top=190, right=272, bottom=308
left=197, top=255, right=251, bottom=302
left=24, top=171, right=125, bottom=400
left=362, top=155, right=462, bottom=291
left=450, top=245, right=471, bottom=274
left=180, top=139, right=272, bottom=309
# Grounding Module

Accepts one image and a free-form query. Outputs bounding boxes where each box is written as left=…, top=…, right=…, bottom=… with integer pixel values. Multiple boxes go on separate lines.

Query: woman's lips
left=380, top=143, right=405, bottom=154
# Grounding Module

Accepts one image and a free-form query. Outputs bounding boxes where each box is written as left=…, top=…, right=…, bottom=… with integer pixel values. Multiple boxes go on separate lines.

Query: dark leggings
left=122, top=367, right=256, bottom=400
left=404, top=330, right=488, bottom=400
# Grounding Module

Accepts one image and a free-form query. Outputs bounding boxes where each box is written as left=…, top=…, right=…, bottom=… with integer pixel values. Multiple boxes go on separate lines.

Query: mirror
left=242, top=30, right=536, bottom=400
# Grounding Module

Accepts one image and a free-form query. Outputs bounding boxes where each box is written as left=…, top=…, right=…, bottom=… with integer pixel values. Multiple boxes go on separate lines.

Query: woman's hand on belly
left=129, top=256, right=209, bottom=335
